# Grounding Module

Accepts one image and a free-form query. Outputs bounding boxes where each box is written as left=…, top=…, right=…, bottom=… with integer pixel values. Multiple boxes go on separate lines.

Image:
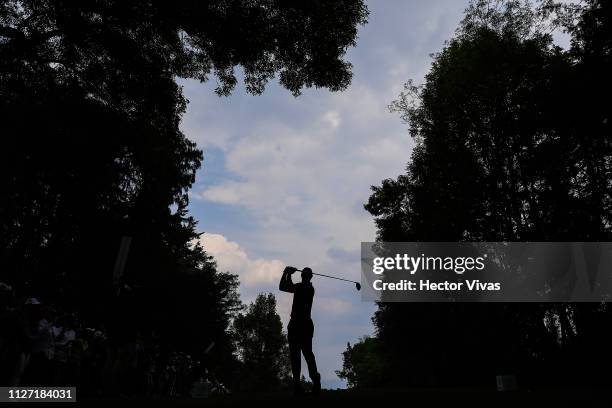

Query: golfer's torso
left=290, top=282, right=314, bottom=320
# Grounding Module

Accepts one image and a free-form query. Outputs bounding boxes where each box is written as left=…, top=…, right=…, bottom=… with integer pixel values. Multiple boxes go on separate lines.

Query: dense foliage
left=0, top=0, right=367, bottom=391
left=233, top=293, right=291, bottom=392
left=349, top=0, right=612, bottom=388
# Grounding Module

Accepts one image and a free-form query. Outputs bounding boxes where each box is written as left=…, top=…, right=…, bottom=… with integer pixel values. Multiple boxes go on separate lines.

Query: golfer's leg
left=288, top=337, right=301, bottom=384
left=301, top=337, right=318, bottom=380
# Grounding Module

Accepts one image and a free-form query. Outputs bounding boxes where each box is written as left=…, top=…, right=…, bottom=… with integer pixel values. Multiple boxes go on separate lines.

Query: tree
left=361, top=0, right=611, bottom=388
left=567, top=0, right=612, bottom=236
left=0, top=0, right=369, bottom=97
left=336, top=336, right=384, bottom=389
left=0, top=0, right=369, bottom=293
left=233, top=293, right=291, bottom=392
left=0, top=0, right=369, bottom=304
left=0, top=0, right=368, bottom=391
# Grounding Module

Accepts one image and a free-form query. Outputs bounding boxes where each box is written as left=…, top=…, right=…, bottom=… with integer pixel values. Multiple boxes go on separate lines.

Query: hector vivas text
left=371, top=253, right=501, bottom=292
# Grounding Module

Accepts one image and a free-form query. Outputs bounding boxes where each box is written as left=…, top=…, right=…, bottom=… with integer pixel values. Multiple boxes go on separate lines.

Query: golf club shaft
left=313, top=272, right=358, bottom=284
left=297, top=270, right=358, bottom=284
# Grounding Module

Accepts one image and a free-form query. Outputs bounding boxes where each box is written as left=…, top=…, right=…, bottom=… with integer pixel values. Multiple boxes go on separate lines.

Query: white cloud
left=200, top=181, right=255, bottom=205
left=323, top=111, right=341, bottom=129
left=193, top=82, right=412, bottom=258
left=198, top=233, right=294, bottom=324
left=199, top=233, right=284, bottom=289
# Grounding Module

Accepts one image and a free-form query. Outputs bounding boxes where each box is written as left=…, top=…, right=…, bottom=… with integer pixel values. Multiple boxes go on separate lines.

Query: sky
left=177, top=0, right=560, bottom=389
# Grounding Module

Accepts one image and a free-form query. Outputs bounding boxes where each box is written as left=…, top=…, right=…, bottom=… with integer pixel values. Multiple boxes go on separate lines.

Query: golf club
left=296, top=269, right=361, bottom=291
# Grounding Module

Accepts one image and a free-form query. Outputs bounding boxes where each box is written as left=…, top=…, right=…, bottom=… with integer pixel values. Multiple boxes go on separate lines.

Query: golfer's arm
left=279, top=272, right=295, bottom=293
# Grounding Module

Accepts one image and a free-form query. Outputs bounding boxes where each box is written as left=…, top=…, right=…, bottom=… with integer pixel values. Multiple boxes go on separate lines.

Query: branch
left=0, top=25, right=23, bottom=39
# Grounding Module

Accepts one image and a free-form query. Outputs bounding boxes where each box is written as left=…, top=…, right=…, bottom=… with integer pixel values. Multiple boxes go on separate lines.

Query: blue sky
left=179, top=0, right=493, bottom=389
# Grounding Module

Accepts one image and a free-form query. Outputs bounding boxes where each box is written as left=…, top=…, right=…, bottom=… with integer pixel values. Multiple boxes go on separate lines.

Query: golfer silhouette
left=279, top=266, right=321, bottom=395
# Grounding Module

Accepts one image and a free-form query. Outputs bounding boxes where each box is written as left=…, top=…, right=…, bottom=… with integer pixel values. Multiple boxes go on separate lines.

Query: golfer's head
left=301, top=267, right=313, bottom=282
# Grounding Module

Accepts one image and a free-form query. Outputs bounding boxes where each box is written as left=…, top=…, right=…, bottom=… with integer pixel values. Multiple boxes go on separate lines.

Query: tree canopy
left=336, top=336, right=384, bottom=389
left=233, top=293, right=291, bottom=392
left=0, top=0, right=368, bottom=392
left=357, top=0, right=611, bottom=389
left=0, top=0, right=369, bottom=96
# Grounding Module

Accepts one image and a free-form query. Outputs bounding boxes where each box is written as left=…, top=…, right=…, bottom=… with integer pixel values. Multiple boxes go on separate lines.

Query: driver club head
left=355, top=282, right=361, bottom=291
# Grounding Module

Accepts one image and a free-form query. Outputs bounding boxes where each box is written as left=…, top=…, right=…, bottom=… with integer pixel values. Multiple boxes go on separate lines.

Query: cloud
left=198, top=232, right=295, bottom=324
left=316, top=298, right=353, bottom=316
left=200, top=181, right=256, bottom=206
left=191, top=83, right=411, bottom=253
left=326, top=246, right=361, bottom=264
left=199, top=233, right=284, bottom=290
left=324, top=111, right=342, bottom=129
